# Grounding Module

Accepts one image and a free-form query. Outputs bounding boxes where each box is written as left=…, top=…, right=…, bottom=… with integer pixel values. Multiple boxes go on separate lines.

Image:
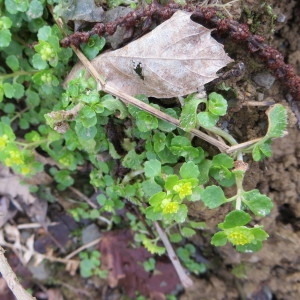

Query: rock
left=253, top=72, right=276, bottom=89
left=81, top=223, right=101, bottom=244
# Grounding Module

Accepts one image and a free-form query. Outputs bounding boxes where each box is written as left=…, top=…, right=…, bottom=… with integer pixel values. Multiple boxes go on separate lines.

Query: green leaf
left=243, top=189, right=273, bottom=216
left=149, top=191, right=166, bottom=207
left=53, top=170, right=74, bottom=189
left=5, top=0, right=29, bottom=14
left=164, top=174, right=179, bottom=190
left=252, top=141, right=272, bottom=161
left=12, top=83, right=25, bottom=99
left=142, top=178, right=162, bottom=197
left=136, top=111, right=158, bottom=132
left=145, top=206, right=162, bottom=221
left=181, top=227, right=196, bottom=238
left=75, top=122, right=97, bottom=140
left=157, top=108, right=177, bottom=132
left=189, top=221, right=206, bottom=229
left=0, top=29, right=11, bottom=48
left=236, top=241, right=263, bottom=253
left=171, top=136, right=191, bottom=147
left=175, top=204, right=188, bottom=223
left=221, top=211, right=251, bottom=229
left=6, top=55, right=19, bottom=71
left=180, top=161, right=200, bottom=179
left=26, top=0, right=44, bottom=19
left=265, top=104, right=287, bottom=138
left=211, top=231, right=227, bottom=246
left=101, top=95, right=128, bottom=119
left=200, top=185, right=227, bottom=209
left=197, top=111, right=219, bottom=128
left=4, top=103, right=15, bottom=114
left=3, top=82, right=14, bottom=98
left=251, top=227, right=269, bottom=241
left=153, top=131, right=166, bottom=153
left=170, top=233, right=183, bottom=243
left=208, top=92, right=228, bottom=116
left=180, top=94, right=203, bottom=131
left=32, top=53, right=48, bottom=70
left=122, top=149, right=145, bottom=169
left=37, top=25, right=52, bottom=41
left=80, top=35, right=106, bottom=60
left=0, top=16, right=12, bottom=30
left=212, top=153, right=234, bottom=168
left=144, top=159, right=161, bottom=178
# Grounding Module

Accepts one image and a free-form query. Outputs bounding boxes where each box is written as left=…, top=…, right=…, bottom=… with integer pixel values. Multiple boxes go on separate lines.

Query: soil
left=181, top=1, right=300, bottom=299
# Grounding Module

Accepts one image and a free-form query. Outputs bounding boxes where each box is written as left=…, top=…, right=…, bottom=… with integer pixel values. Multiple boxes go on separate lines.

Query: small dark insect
left=133, top=62, right=145, bottom=80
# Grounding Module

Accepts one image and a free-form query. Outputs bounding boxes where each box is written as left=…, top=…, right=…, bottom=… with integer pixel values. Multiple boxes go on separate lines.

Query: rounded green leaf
left=26, top=0, right=44, bottom=19
left=236, top=241, right=263, bottom=253
left=208, top=92, right=228, bottom=116
left=200, top=185, right=227, bottom=209
left=197, top=111, right=219, bottom=128
left=32, top=53, right=48, bottom=70
left=0, top=29, right=11, bottom=48
left=181, top=227, right=196, bottom=238
left=144, top=159, right=161, bottom=178
left=180, top=161, right=199, bottom=179
left=243, top=189, right=273, bottom=216
left=212, top=153, right=234, bottom=168
left=211, top=231, right=227, bottom=246
left=6, top=55, right=19, bottom=71
left=3, top=82, right=14, bottom=98
left=136, top=111, right=158, bottom=132
left=222, top=210, right=251, bottom=229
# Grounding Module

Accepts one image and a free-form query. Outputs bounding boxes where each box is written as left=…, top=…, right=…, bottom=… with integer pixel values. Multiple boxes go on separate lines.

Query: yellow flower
left=226, top=228, right=254, bottom=246
left=0, top=134, right=9, bottom=150
left=20, top=165, right=31, bottom=175
left=4, top=150, right=24, bottom=166
left=173, top=182, right=193, bottom=199
left=162, top=202, right=179, bottom=214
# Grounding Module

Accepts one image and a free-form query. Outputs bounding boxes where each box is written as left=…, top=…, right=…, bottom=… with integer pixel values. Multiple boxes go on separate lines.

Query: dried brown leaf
left=0, top=165, right=47, bottom=225
left=92, top=10, right=233, bottom=98
left=99, top=230, right=181, bottom=298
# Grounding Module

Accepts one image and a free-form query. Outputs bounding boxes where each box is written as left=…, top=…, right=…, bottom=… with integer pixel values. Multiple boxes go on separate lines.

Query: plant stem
left=204, top=125, right=239, bottom=146
left=0, top=70, right=38, bottom=80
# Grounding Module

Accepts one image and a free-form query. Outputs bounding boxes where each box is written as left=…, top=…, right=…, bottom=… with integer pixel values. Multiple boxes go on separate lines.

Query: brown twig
left=0, top=246, right=36, bottom=300
left=154, top=222, right=193, bottom=288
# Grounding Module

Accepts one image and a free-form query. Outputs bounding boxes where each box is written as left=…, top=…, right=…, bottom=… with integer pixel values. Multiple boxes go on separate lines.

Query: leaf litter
left=67, top=10, right=233, bottom=98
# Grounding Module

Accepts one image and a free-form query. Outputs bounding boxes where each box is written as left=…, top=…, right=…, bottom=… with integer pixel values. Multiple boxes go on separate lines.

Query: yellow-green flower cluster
left=4, top=149, right=24, bottom=166
left=226, top=228, right=254, bottom=246
left=173, top=181, right=193, bottom=199
left=162, top=201, right=179, bottom=214
left=0, top=134, right=9, bottom=150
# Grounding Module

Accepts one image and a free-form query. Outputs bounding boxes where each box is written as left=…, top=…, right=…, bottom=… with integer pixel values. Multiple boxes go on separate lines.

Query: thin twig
left=154, top=222, right=193, bottom=288
left=226, top=137, right=263, bottom=153
left=65, top=237, right=102, bottom=260
left=0, top=246, right=36, bottom=300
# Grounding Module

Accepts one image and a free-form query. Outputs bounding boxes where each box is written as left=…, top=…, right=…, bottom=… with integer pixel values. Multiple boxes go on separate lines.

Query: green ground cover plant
left=0, top=0, right=289, bottom=293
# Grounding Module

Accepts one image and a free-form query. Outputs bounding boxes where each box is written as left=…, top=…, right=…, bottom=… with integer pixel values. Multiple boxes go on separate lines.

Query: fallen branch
left=0, top=246, right=36, bottom=300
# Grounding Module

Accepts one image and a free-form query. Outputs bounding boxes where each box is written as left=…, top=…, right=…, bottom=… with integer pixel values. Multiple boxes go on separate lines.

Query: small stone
left=276, top=13, right=286, bottom=23
left=81, top=223, right=101, bottom=244
left=253, top=72, right=276, bottom=89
